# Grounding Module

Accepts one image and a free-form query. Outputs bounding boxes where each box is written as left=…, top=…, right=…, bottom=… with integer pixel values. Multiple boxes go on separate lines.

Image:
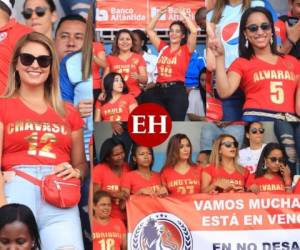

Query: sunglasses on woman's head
left=268, top=157, right=284, bottom=164
left=22, top=7, right=48, bottom=19
left=221, top=141, right=239, bottom=148
left=19, top=53, right=52, bottom=68
left=250, top=128, right=265, bottom=134
left=245, top=22, right=271, bottom=33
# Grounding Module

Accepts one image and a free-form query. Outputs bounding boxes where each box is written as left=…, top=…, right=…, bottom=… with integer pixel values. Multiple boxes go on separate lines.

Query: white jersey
left=238, top=144, right=266, bottom=173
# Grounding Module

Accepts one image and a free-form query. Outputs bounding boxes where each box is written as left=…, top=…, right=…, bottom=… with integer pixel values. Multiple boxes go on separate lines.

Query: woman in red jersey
left=0, top=32, right=85, bottom=249
left=209, top=7, right=300, bottom=121
left=93, top=190, right=126, bottom=250
left=146, top=6, right=197, bottom=121
left=93, top=138, right=130, bottom=221
left=121, top=144, right=167, bottom=196
left=202, top=134, right=249, bottom=193
left=104, top=29, right=147, bottom=102
left=161, top=134, right=202, bottom=196
left=247, top=142, right=292, bottom=193
left=94, top=72, right=137, bottom=122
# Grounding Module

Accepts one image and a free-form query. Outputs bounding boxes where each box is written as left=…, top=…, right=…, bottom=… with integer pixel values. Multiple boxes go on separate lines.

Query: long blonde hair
left=4, top=32, right=65, bottom=116
left=211, top=0, right=251, bottom=24
left=209, top=134, right=244, bottom=174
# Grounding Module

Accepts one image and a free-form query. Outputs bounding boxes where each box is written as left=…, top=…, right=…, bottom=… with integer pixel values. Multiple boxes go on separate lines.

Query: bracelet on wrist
left=287, top=36, right=296, bottom=46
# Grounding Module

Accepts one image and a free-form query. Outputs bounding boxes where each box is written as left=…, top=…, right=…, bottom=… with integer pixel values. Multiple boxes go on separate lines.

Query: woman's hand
left=98, top=92, right=106, bottom=102
left=111, top=122, right=124, bottom=135
left=248, top=184, right=260, bottom=194
left=157, top=186, right=168, bottom=197
left=53, top=162, right=81, bottom=180
left=280, top=164, right=292, bottom=185
left=158, top=4, right=171, bottom=16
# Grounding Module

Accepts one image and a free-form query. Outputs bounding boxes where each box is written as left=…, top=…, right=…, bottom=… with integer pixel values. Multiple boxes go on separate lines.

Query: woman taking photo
left=247, top=143, right=292, bottom=193
left=239, top=122, right=266, bottom=173
left=0, top=203, right=41, bottom=249
left=104, top=29, right=147, bottom=101
left=0, top=32, right=85, bottom=249
left=22, top=0, right=57, bottom=39
left=121, top=144, right=167, bottom=196
left=161, top=134, right=202, bottom=195
left=202, top=134, right=249, bottom=193
left=93, top=138, right=129, bottom=221
left=208, top=7, right=300, bottom=121
left=93, top=190, right=127, bottom=250
left=94, top=72, right=137, bottom=122
left=146, top=6, right=197, bottom=121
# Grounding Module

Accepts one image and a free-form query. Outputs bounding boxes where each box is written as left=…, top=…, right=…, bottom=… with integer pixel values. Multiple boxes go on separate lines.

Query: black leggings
left=150, top=83, right=188, bottom=121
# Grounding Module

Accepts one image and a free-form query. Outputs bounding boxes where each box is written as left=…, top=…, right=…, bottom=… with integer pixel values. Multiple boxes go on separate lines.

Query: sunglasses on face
left=268, top=157, right=284, bottom=164
left=250, top=128, right=265, bottom=134
left=221, top=141, right=239, bottom=148
left=19, top=53, right=52, bottom=68
left=22, top=7, right=48, bottom=19
left=245, top=22, right=271, bottom=33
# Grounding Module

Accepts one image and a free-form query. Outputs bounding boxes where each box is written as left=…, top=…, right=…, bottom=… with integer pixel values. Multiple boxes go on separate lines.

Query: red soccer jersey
left=0, top=19, right=32, bottom=95
left=229, top=55, right=300, bottom=114
left=156, top=41, right=192, bottom=83
left=121, top=170, right=161, bottom=194
left=246, top=174, right=286, bottom=193
left=93, top=163, right=130, bottom=220
left=106, top=53, right=146, bottom=97
left=0, top=98, right=83, bottom=170
left=203, top=164, right=249, bottom=192
left=93, top=42, right=105, bottom=90
left=294, top=179, right=300, bottom=193
left=93, top=218, right=126, bottom=250
left=95, top=94, right=136, bottom=121
left=161, top=165, right=202, bottom=195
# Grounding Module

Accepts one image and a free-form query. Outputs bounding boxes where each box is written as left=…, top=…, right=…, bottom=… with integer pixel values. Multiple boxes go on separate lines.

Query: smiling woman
left=0, top=32, right=86, bottom=249
left=22, top=0, right=57, bottom=38
left=208, top=7, right=300, bottom=121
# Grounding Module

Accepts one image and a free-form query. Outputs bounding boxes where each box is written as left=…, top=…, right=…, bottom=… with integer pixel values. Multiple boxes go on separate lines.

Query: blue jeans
left=274, top=121, right=300, bottom=176
left=200, top=123, right=245, bottom=151
left=4, top=165, right=84, bottom=250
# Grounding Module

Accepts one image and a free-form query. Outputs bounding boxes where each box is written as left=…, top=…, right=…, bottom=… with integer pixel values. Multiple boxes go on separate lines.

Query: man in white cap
left=0, top=0, right=32, bottom=95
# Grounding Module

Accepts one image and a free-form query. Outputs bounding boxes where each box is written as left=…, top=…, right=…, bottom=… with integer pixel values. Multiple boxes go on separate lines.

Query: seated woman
left=239, top=122, right=266, bottom=173
left=121, top=144, right=167, bottom=196
left=161, top=134, right=202, bottom=196
left=93, top=138, right=129, bottom=221
left=94, top=72, right=137, bottom=122
left=247, top=143, right=292, bottom=193
left=0, top=203, right=41, bottom=249
left=93, top=190, right=126, bottom=250
left=202, top=134, right=249, bottom=193
left=208, top=7, right=300, bottom=121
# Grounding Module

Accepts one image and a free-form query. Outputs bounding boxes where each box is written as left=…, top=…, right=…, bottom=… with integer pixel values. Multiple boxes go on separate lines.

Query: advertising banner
left=127, top=193, right=300, bottom=249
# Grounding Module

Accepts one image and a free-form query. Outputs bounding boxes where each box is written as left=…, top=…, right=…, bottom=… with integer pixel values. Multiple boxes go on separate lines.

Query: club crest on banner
left=131, top=212, right=192, bottom=250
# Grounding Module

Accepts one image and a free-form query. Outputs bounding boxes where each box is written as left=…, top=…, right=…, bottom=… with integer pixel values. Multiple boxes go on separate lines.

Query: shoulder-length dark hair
left=99, top=137, right=125, bottom=163
left=169, top=21, right=188, bottom=45
left=239, top=6, right=282, bottom=59
left=132, top=29, right=148, bottom=52
left=255, top=142, right=287, bottom=178
left=112, top=29, right=137, bottom=55
left=0, top=203, right=41, bottom=250
left=129, top=144, right=154, bottom=170
left=103, top=72, right=129, bottom=104
left=164, top=133, right=194, bottom=168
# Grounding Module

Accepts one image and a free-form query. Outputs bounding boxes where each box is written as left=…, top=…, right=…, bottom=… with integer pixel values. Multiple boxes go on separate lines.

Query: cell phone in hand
left=288, top=16, right=299, bottom=26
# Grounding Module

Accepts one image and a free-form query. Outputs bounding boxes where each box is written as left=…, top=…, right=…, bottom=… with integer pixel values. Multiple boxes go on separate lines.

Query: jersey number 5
left=270, top=81, right=284, bottom=104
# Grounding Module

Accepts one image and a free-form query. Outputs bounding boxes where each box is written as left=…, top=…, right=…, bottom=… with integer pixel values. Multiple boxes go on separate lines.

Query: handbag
left=14, top=170, right=81, bottom=208
left=206, top=71, right=223, bottom=121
